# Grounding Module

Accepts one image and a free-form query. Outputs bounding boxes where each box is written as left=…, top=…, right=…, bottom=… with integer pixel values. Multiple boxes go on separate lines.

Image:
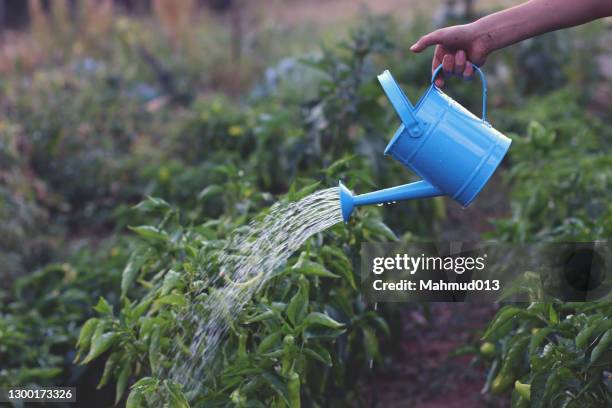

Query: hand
left=410, top=24, right=490, bottom=87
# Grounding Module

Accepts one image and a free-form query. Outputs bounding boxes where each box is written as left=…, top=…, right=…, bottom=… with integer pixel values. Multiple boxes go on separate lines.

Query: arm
left=411, top=0, right=612, bottom=87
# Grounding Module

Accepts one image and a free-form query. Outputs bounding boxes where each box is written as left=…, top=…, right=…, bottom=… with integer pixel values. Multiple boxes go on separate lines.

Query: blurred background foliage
left=0, top=0, right=610, bottom=406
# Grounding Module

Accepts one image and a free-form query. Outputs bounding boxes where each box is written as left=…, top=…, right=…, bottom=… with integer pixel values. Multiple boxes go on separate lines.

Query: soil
left=364, top=303, right=505, bottom=408
left=359, top=166, right=511, bottom=407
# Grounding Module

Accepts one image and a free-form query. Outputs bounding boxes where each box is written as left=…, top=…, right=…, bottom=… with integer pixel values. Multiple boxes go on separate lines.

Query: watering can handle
left=378, top=70, right=424, bottom=138
left=431, top=64, right=488, bottom=122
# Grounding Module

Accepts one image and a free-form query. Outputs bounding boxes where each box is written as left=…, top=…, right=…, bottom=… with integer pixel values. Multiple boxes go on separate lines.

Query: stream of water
left=167, top=187, right=343, bottom=395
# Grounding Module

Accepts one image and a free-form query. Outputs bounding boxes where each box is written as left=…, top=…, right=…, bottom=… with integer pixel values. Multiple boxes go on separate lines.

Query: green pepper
left=576, top=322, right=600, bottom=349
left=514, top=380, right=531, bottom=401
left=230, top=388, right=247, bottom=407
left=97, top=352, right=121, bottom=389
left=591, top=329, right=611, bottom=363
left=238, top=332, right=248, bottom=360
left=281, top=335, right=295, bottom=376
left=491, top=371, right=515, bottom=394
left=287, top=371, right=301, bottom=408
left=480, top=342, right=496, bottom=358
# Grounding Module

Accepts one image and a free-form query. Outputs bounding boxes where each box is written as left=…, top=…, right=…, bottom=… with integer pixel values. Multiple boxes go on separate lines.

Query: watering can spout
left=339, top=180, right=442, bottom=222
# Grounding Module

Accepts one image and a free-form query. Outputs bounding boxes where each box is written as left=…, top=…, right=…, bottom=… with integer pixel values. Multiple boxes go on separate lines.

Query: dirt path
left=365, top=303, right=504, bottom=408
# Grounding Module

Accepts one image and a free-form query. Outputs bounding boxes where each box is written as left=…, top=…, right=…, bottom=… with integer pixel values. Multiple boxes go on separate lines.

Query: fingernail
left=410, top=44, right=417, bottom=51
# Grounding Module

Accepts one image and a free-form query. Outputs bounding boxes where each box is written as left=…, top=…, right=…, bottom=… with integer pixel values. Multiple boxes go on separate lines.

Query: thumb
left=410, top=30, right=442, bottom=53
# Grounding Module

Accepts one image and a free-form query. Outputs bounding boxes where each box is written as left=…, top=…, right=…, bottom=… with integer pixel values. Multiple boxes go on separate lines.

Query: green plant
left=475, top=91, right=611, bottom=407
left=479, top=302, right=612, bottom=407
left=489, top=97, right=611, bottom=241
left=74, top=191, right=396, bottom=407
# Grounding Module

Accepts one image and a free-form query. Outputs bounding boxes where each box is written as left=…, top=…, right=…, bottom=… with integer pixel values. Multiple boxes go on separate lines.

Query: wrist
left=467, top=20, right=496, bottom=57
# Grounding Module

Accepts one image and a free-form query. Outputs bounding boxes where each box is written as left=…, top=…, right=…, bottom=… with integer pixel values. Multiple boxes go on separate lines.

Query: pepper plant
left=476, top=93, right=611, bottom=407
left=75, top=183, right=397, bottom=407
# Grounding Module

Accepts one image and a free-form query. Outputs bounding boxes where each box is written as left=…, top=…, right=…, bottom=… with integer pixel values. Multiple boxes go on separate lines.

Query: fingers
left=410, top=30, right=442, bottom=53
left=454, top=50, right=465, bottom=76
left=463, top=61, right=474, bottom=80
left=415, top=31, right=475, bottom=86
left=442, top=54, right=454, bottom=77
left=432, top=46, right=444, bottom=87
left=432, top=50, right=474, bottom=87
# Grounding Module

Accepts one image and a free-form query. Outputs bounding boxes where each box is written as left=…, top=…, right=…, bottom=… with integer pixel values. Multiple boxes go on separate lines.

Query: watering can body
left=339, top=65, right=511, bottom=222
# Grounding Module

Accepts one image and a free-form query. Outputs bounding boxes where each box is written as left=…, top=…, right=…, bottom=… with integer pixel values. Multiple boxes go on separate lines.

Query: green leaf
left=321, top=246, right=355, bottom=289
left=128, top=225, right=170, bottom=243
left=302, top=312, right=344, bottom=330
left=304, top=344, right=332, bottom=366
left=482, top=306, right=523, bottom=340
left=164, top=380, right=190, bottom=408
left=132, top=298, right=153, bottom=319
left=500, top=333, right=530, bottom=376
left=121, top=250, right=147, bottom=297
left=257, top=332, right=282, bottom=354
left=197, top=185, right=224, bottom=201
left=293, top=260, right=339, bottom=279
left=125, top=388, right=144, bottom=408
left=133, top=196, right=171, bottom=212
left=533, top=367, right=573, bottom=408
left=367, top=314, right=391, bottom=337
left=82, top=330, right=118, bottom=364
left=529, top=370, right=548, bottom=408
left=362, top=327, right=379, bottom=360
left=18, top=367, right=62, bottom=381
left=131, top=376, right=158, bottom=390
left=324, top=155, right=356, bottom=175
left=261, top=372, right=290, bottom=406
left=529, top=327, right=554, bottom=355
left=362, top=218, right=397, bottom=241
left=287, top=181, right=321, bottom=201
left=155, top=293, right=187, bottom=308
left=148, top=326, right=162, bottom=372
left=93, top=297, right=113, bottom=316
left=162, top=270, right=182, bottom=296
left=245, top=309, right=276, bottom=324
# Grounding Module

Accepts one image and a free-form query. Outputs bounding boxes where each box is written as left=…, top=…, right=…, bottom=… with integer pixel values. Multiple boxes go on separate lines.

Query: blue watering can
left=339, top=64, right=512, bottom=222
